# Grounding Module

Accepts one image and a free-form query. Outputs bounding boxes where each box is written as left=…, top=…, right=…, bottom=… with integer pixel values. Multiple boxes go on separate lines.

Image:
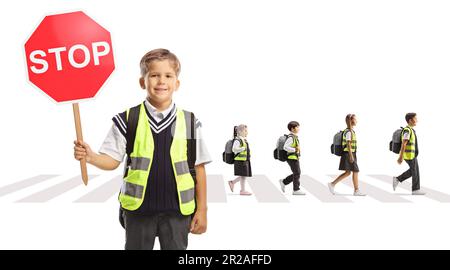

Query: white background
left=1, top=0, right=450, bottom=249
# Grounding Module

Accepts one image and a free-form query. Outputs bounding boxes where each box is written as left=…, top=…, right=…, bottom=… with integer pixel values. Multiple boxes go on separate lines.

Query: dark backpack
left=223, top=138, right=243, bottom=164
left=119, top=104, right=196, bottom=228
left=330, top=129, right=346, bottom=156
left=273, top=135, right=290, bottom=162
left=389, top=127, right=404, bottom=154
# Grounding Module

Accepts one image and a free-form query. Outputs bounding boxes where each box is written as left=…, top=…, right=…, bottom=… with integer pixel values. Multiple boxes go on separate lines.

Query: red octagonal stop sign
left=25, top=11, right=114, bottom=102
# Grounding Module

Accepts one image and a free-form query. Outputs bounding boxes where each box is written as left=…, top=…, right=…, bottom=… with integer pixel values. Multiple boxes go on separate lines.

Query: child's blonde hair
left=345, top=114, right=355, bottom=129
left=234, top=125, right=247, bottom=137
left=140, top=48, right=181, bottom=77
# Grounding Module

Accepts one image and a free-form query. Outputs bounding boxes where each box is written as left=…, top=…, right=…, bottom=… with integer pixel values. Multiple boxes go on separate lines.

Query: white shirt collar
left=144, top=99, right=175, bottom=121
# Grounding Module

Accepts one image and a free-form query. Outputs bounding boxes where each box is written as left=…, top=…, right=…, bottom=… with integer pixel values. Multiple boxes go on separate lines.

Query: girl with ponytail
left=328, top=114, right=365, bottom=196
left=228, top=124, right=253, bottom=196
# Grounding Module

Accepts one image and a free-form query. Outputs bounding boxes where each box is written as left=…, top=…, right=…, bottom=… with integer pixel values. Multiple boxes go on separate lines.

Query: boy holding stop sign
left=74, top=49, right=211, bottom=250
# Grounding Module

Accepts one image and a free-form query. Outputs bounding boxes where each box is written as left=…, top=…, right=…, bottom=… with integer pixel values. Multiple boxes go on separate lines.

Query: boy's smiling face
left=140, top=59, right=179, bottom=109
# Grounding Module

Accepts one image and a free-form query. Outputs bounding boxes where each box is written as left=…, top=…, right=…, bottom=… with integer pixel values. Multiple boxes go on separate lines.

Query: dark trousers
left=124, top=212, right=191, bottom=250
left=283, top=159, right=301, bottom=191
left=397, top=158, right=420, bottom=191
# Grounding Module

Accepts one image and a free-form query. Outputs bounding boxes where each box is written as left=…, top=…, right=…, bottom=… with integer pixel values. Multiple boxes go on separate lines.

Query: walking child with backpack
left=328, top=114, right=366, bottom=196
left=392, top=113, right=425, bottom=195
left=278, top=121, right=306, bottom=195
left=227, top=125, right=252, bottom=196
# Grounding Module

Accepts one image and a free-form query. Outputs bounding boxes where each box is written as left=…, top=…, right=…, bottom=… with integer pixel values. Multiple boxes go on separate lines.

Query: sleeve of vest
left=402, top=130, right=411, bottom=141
left=283, top=136, right=296, bottom=152
left=193, top=116, right=212, bottom=166
left=98, top=124, right=127, bottom=162
left=232, top=139, right=245, bottom=154
left=345, top=130, right=352, bottom=141
left=194, top=118, right=201, bottom=136
left=112, top=111, right=127, bottom=138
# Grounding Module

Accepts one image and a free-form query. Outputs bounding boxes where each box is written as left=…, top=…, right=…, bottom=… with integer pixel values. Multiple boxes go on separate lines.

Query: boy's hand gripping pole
left=73, top=103, right=89, bottom=185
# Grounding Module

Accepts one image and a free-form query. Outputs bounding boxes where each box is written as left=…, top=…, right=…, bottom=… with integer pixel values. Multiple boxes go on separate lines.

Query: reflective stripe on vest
left=234, top=139, right=248, bottom=161
left=119, top=104, right=196, bottom=215
left=343, top=129, right=357, bottom=153
left=403, top=126, right=416, bottom=160
left=287, top=135, right=299, bottom=160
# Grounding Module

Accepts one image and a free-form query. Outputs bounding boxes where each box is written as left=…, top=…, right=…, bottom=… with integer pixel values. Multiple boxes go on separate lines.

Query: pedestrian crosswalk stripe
left=206, top=175, right=227, bottom=203
left=302, top=175, right=352, bottom=203
left=247, top=175, right=289, bottom=203
left=16, top=175, right=98, bottom=202
left=1, top=174, right=448, bottom=203
left=369, top=174, right=450, bottom=202
left=0, top=175, right=58, bottom=197
left=330, top=175, right=411, bottom=202
left=74, top=176, right=122, bottom=203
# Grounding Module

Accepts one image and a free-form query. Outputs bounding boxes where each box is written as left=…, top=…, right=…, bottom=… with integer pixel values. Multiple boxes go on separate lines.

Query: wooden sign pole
left=72, top=103, right=88, bottom=185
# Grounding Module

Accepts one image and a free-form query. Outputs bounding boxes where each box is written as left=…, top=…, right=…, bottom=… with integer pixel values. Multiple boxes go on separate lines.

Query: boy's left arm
left=190, top=164, right=207, bottom=234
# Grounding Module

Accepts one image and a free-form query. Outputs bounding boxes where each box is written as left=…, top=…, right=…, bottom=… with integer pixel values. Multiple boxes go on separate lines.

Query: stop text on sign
left=29, top=41, right=111, bottom=74
left=25, top=11, right=115, bottom=102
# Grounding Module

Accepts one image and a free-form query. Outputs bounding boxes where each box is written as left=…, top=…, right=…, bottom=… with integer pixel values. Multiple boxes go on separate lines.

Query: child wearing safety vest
left=74, top=49, right=211, bottom=250
left=228, top=125, right=253, bottom=195
left=393, top=113, right=425, bottom=195
left=279, top=121, right=306, bottom=195
left=328, top=114, right=366, bottom=196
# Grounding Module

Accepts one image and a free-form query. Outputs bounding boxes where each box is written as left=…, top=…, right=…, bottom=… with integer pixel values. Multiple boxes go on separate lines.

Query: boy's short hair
left=405, top=112, right=417, bottom=123
left=140, top=48, right=181, bottom=77
left=287, top=121, right=300, bottom=131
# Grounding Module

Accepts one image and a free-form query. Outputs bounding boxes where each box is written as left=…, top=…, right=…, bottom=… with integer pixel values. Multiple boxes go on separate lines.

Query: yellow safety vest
left=287, top=135, right=299, bottom=160
left=402, top=126, right=416, bottom=160
left=343, top=129, right=357, bottom=153
left=119, top=104, right=196, bottom=215
left=234, top=138, right=248, bottom=161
